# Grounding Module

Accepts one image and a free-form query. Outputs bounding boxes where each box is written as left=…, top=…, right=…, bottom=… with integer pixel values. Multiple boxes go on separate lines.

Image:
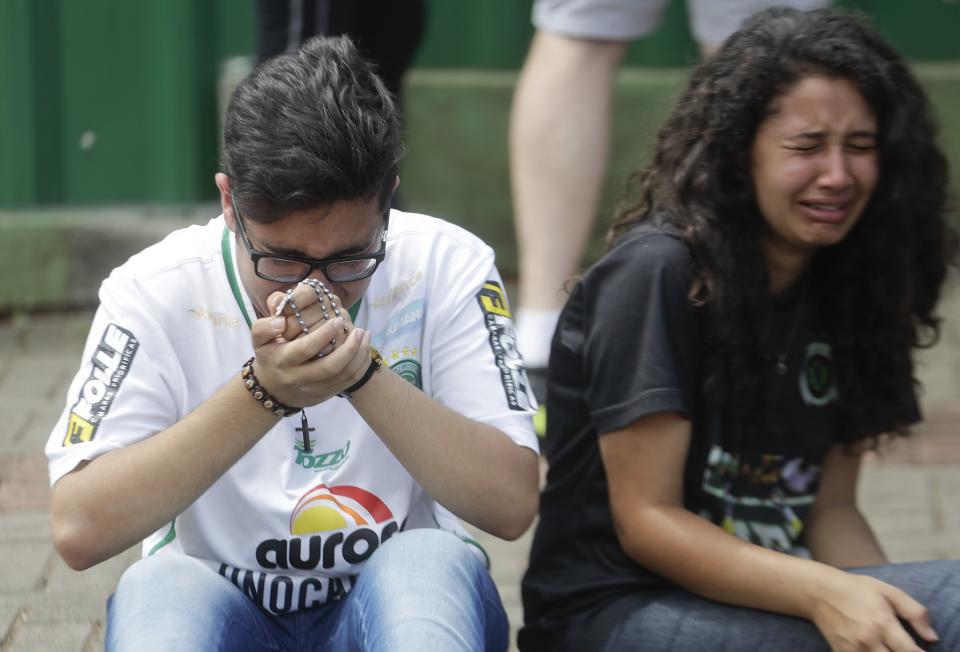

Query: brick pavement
left=2, top=305, right=960, bottom=651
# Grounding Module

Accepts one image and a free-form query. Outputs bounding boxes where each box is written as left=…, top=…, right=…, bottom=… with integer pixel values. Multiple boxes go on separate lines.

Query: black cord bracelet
left=241, top=357, right=300, bottom=417
left=338, top=347, right=384, bottom=399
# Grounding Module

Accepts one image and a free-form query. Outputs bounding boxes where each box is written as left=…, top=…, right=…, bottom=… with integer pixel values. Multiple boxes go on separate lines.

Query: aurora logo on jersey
left=63, top=323, right=139, bottom=446
left=476, top=281, right=534, bottom=411
left=285, top=483, right=394, bottom=535
left=294, top=440, right=351, bottom=472
left=219, top=483, right=401, bottom=613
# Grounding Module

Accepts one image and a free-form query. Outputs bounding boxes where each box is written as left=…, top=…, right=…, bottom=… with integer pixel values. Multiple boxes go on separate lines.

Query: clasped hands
left=249, top=280, right=373, bottom=408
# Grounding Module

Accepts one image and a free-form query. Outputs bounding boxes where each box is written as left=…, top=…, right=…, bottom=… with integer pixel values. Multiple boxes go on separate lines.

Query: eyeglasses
left=232, top=195, right=388, bottom=284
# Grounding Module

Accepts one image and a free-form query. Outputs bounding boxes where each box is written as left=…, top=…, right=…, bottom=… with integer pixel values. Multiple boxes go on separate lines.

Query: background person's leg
left=510, top=0, right=668, bottom=382
left=324, top=528, right=508, bottom=651
left=255, top=0, right=427, bottom=104
left=106, top=554, right=286, bottom=652
left=510, top=31, right=630, bottom=374
left=255, top=0, right=296, bottom=63
left=330, top=0, right=427, bottom=107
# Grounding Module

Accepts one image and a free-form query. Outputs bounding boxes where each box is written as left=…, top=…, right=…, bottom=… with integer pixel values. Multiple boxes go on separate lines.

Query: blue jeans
left=106, top=529, right=509, bottom=651
left=538, top=560, right=960, bottom=651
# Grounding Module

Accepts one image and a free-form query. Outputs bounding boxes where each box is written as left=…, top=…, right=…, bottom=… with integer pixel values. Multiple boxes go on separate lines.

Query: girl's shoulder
left=588, top=219, right=692, bottom=285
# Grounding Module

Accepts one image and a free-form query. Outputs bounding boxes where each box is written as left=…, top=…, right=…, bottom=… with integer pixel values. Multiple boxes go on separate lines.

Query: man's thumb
left=251, top=316, right=286, bottom=348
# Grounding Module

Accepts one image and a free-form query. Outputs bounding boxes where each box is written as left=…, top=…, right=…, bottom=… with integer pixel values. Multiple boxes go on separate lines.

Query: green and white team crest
left=799, top=341, right=838, bottom=407
left=391, top=358, right=422, bottom=389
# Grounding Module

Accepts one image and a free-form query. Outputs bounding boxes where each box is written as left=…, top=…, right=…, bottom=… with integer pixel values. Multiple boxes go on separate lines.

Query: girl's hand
left=811, top=573, right=938, bottom=652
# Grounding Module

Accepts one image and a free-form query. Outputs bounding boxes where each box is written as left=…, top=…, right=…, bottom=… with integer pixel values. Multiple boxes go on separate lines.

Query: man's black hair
left=223, top=35, right=404, bottom=222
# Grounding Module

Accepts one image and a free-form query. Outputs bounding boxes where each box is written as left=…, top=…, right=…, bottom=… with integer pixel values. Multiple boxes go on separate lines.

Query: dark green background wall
left=2, top=0, right=960, bottom=208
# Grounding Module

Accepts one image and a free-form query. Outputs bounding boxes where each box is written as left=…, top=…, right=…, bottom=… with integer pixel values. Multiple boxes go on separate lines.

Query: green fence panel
left=0, top=0, right=36, bottom=207
left=0, top=0, right=63, bottom=206
left=57, top=0, right=221, bottom=203
left=415, top=2, right=535, bottom=69
left=58, top=1, right=154, bottom=203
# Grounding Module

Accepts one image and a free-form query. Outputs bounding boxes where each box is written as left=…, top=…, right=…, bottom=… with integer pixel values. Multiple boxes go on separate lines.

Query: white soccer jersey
left=45, top=211, right=538, bottom=613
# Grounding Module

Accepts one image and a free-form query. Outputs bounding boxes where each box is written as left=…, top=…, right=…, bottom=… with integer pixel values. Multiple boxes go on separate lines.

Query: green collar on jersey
left=221, top=226, right=361, bottom=328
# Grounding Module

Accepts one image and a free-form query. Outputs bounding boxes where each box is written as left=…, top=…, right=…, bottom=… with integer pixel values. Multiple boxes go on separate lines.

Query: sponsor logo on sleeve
left=476, top=281, right=512, bottom=318
left=475, top=281, right=533, bottom=411
left=63, top=323, right=139, bottom=446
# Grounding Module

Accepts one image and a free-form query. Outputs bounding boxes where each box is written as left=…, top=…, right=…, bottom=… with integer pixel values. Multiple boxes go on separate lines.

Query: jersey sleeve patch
left=475, top=281, right=534, bottom=412
left=63, top=323, right=139, bottom=446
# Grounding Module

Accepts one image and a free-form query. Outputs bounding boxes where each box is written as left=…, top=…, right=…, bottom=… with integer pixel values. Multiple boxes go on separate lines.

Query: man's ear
left=215, top=173, right=236, bottom=231
left=392, top=175, right=400, bottom=193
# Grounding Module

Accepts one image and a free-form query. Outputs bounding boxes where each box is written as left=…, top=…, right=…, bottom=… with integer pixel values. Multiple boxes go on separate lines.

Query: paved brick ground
left=2, top=292, right=960, bottom=650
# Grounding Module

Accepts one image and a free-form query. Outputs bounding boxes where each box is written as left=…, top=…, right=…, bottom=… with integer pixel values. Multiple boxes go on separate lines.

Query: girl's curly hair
left=608, top=7, right=956, bottom=448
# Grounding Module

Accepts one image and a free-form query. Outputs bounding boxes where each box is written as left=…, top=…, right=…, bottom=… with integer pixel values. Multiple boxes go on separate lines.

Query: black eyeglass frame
left=231, top=194, right=390, bottom=284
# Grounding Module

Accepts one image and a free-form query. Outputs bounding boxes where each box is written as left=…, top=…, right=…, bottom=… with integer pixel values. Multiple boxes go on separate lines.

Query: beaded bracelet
left=240, top=357, right=300, bottom=417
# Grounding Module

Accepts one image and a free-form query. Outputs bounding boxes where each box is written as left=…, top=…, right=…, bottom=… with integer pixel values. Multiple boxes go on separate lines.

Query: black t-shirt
left=519, top=222, right=918, bottom=650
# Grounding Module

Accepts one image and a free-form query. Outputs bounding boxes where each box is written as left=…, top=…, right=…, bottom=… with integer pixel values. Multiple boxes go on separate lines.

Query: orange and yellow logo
left=290, top=483, right=394, bottom=535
